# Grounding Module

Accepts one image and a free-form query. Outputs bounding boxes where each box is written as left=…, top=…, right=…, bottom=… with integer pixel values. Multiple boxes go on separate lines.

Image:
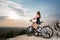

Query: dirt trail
left=8, top=35, right=60, bottom=40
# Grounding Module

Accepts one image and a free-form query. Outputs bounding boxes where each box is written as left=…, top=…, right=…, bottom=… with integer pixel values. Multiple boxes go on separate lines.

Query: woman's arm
left=32, top=15, right=39, bottom=20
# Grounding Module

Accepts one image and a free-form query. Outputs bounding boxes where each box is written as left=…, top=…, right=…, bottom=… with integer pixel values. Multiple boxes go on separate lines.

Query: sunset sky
left=0, top=0, right=60, bottom=27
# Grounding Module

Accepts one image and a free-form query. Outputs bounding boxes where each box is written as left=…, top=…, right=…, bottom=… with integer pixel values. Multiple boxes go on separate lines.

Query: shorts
left=36, top=22, right=40, bottom=25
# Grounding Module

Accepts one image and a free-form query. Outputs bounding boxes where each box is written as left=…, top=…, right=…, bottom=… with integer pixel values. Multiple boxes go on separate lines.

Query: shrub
left=0, top=33, right=5, bottom=38
left=18, top=29, right=26, bottom=35
left=6, top=30, right=15, bottom=38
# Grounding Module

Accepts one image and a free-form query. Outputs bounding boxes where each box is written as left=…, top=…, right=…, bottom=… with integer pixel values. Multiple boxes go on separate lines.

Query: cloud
left=0, top=16, right=7, bottom=21
left=0, top=0, right=25, bottom=15
left=0, top=0, right=32, bottom=20
left=0, top=0, right=59, bottom=22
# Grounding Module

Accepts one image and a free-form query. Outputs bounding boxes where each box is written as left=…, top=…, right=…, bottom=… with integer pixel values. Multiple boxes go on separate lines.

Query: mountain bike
left=26, top=20, right=53, bottom=38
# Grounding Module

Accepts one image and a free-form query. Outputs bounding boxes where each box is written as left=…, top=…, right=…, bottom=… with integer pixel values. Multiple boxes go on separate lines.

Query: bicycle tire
left=26, top=26, right=33, bottom=36
left=42, top=26, right=53, bottom=38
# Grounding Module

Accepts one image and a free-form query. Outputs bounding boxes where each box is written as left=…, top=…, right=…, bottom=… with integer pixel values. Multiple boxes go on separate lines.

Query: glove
left=30, top=19, right=32, bottom=22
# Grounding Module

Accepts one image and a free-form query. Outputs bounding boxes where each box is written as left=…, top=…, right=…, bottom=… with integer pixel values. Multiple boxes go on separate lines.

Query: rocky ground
left=8, top=34, right=60, bottom=40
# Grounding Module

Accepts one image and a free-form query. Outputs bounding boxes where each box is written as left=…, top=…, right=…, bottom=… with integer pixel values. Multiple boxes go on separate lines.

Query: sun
left=8, top=13, right=19, bottom=20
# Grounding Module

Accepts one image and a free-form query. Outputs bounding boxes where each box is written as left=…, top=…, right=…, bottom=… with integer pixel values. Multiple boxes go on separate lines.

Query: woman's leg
left=33, top=23, right=39, bottom=36
left=32, top=23, right=38, bottom=29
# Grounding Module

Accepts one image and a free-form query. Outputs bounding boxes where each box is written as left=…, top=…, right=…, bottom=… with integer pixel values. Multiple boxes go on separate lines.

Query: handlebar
left=30, top=20, right=32, bottom=22
left=30, top=19, right=35, bottom=23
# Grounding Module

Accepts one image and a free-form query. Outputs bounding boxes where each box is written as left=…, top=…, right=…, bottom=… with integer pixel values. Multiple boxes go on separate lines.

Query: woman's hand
left=30, top=19, right=32, bottom=22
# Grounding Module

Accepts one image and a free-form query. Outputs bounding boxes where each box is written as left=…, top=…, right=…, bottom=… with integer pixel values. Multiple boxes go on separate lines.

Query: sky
left=12, top=0, right=60, bottom=16
left=0, top=0, right=60, bottom=21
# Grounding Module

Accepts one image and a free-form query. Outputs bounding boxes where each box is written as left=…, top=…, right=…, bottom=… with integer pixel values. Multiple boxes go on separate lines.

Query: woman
left=31, top=11, right=41, bottom=29
left=31, top=11, right=41, bottom=36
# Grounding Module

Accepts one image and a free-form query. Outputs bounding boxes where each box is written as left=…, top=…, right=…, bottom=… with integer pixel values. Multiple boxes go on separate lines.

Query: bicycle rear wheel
left=42, top=26, right=53, bottom=38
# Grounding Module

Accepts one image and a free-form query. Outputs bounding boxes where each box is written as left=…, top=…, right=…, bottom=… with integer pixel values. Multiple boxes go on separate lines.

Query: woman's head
left=37, top=11, right=40, bottom=15
left=37, top=11, right=41, bottom=18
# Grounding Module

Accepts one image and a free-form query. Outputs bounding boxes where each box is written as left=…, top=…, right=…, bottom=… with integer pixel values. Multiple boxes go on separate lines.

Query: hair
left=37, top=11, right=41, bottom=18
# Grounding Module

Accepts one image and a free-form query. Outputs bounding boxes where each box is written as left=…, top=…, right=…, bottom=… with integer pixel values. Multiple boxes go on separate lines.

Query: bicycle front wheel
left=26, top=26, right=33, bottom=36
